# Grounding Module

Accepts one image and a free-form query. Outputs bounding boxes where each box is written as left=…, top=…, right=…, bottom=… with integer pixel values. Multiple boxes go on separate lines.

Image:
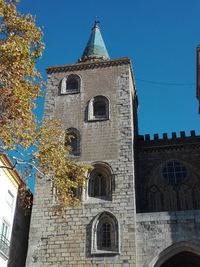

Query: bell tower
left=26, top=22, right=138, bottom=266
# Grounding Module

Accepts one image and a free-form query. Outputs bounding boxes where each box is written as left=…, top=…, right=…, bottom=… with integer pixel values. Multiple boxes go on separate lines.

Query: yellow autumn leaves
left=0, top=0, right=88, bottom=210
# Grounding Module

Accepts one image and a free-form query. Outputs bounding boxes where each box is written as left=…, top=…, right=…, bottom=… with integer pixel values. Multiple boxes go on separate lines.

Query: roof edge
left=0, top=154, right=25, bottom=187
left=46, top=57, right=131, bottom=74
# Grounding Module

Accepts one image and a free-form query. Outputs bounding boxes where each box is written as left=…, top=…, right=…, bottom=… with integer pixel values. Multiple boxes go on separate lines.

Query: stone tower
left=26, top=22, right=138, bottom=266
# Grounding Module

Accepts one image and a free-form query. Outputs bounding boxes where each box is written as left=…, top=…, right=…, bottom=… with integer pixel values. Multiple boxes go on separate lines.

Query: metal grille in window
left=101, top=223, right=111, bottom=248
left=162, top=161, right=187, bottom=184
left=66, top=78, right=78, bottom=91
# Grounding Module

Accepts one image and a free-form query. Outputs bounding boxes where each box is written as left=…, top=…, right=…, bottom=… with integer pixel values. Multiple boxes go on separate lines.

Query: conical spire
left=80, top=21, right=110, bottom=62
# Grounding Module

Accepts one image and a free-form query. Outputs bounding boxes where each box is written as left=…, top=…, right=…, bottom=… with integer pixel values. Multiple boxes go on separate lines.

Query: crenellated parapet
left=137, top=130, right=200, bottom=151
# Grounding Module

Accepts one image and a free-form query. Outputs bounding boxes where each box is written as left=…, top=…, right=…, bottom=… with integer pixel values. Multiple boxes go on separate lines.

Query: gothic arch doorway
left=145, top=242, right=200, bottom=267
left=160, top=251, right=200, bottom=267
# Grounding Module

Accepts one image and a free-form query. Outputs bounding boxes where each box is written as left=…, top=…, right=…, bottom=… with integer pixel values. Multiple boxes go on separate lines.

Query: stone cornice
left=137, top=143, right=200, bottom=153
left=46, top=57, right=131, bottom=74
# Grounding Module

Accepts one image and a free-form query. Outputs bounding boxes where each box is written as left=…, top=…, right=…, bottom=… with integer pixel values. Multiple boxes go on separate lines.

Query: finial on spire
left=93, top=17, right=100, bottom=29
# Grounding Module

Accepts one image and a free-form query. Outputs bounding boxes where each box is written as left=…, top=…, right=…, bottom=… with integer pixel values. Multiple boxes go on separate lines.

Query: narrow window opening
left=90, top=173, right=107, bottom=197
left=94, top=100, right=106, bottom=117
left=87, top=96, right=109, bottom=121
left=60, top=74, right=80, bottom=94
left=65, top=128, right=80, bottom=156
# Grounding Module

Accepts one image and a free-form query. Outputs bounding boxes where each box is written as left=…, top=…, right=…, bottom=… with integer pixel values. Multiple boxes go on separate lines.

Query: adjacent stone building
left=26, top=22, right=200, bottom=267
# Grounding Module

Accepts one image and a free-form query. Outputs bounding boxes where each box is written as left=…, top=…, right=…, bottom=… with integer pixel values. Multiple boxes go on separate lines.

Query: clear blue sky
left=19, top=0, right=200, bottom=137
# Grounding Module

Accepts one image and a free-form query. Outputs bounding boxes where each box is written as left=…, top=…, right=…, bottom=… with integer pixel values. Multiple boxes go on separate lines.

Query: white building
left=0, top=154, right=23, bottom=267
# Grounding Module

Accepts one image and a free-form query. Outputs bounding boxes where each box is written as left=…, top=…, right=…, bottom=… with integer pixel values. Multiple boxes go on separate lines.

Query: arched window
left=91, top=212, right=120, bottom=254
left=87, top=96, right=109, bottom=121
left=65, top=128, right=80, bottom=156
left=60, top=74, right=80, bottom=94
left=88, top=163, right=112, bottom=200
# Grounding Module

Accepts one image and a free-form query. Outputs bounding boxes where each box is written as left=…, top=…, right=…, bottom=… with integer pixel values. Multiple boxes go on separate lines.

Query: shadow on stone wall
left=7, top=193, right=32, bottom=267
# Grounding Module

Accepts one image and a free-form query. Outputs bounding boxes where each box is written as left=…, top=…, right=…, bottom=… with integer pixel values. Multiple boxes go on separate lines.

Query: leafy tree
left=0, top=0, right=88, bottom=209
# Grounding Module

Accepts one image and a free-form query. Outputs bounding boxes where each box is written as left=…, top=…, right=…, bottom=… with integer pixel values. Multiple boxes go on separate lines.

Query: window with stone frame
left=88, top=163, right=112, bottom=200
left=60, top=74, right=80, bottom=94
left=87, top=95, right=109, bottom=121
left=65, top=128, right=80, bottom=156
left=91, top=211, right=120, bottom=255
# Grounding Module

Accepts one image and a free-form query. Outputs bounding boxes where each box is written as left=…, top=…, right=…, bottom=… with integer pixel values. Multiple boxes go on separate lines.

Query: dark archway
left=145, top=242, right=200, bottom=267
left=160, top=251, right=200, bottom=267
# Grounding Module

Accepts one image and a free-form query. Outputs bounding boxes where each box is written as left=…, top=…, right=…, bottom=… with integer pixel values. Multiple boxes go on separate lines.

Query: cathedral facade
left=26, top=22, right=200, bottom=267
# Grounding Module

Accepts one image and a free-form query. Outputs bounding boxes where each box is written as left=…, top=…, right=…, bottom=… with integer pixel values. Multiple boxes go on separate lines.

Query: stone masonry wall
left=136, top=210, right=200, bottom=267
left=8, top=191, right=32, bottom=267
left=26, top=61, right=137, bottom=266
left=136, top=133, right=200, bottom=212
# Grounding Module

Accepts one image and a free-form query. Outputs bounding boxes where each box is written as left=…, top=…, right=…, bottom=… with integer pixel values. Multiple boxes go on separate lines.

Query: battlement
left=137, top=130, right=200, bottom=150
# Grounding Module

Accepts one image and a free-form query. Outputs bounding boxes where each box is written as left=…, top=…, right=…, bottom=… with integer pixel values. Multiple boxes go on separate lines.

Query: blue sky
left=19, top=0, right=200, bottom=137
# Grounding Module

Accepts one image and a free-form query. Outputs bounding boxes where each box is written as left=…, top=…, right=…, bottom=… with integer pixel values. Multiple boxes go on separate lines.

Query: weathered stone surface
left=25, top=57, right=200, bottom=267
left=26, top=60, right=137, bottom=266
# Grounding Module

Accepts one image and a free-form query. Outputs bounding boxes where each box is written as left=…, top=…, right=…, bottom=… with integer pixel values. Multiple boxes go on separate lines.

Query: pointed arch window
left=65, top=128, right=80, bottom=156
left=91, top=212, right=120, bottom=255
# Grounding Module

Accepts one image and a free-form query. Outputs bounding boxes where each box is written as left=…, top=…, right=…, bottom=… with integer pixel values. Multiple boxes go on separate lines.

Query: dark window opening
left=160, top=251, right=200, bottom=267
left=87, top=95, right=109, bottom=121
left=61, top=74, right=80, bottom=94
left=66, top=78, right=78, bottom=91
left=88, top=165, right=112, bottom=200
left=65, top=128, right=80, bottom=156
left=162, top=161, right=187, bottom=184
left=94, top=100, right=106, bottom=117
left=69, top=133, right=78, bottom=155
left=89, top=173, right=107, bottom=197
